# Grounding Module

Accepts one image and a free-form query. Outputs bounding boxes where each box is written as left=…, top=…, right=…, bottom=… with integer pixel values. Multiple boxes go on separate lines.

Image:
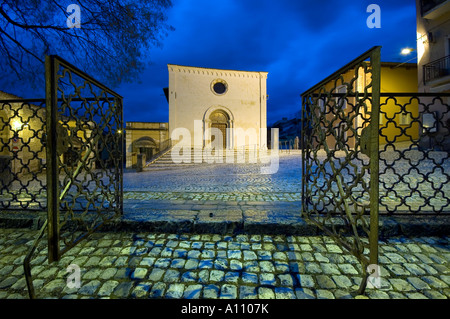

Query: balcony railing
left=421, top=0, right=447, bottom=14
left=423, top=55, right=450, bottom=84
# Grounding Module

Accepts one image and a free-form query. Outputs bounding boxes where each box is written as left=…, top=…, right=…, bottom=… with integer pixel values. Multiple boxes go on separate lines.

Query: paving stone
left=220, top=284, right=237, bottom=299
left=366, top=290, right=390, bottom=299
left=422, top=290, right=447, bottom=299
left=166, top=283, right=185, bottom=299
left=131, top=282, right=151, bottom=298
left=0, top=277, right=18, bottom=289
left=257, top=250, right=272, bottom=260
left=181, top=271, right=198, bottom=282
left=259, top=261, right=275, bottom=272
left=113, top=281, right=134, bottom=298
left=321, top=263, right=341, bottom=275
left=148, top=268, right=165, bottom=281
left=406, top=292, right=428, bottom=299
left=421, top=276, right=447, bottom=289
left=100, top=268, right=117, bottom=280
left=296, top=274, right=315, bottom=288
left=243, top=250, right=257, bottom=261
left=316, top=275, right=337, bottom=289
left=278, top=274, right=294, bottom=286
left=154, top=258, right=171, bottom=268
left=209, top=270, right=225, bottom=282
left=163, top=269, right=180, bottom=283
left=385, top=252, right=407, bottom=263
left=389, top=278, right=416, bottom=292
left=203, top=284, right=220, bottom=299
left=403, top=263, right=427, bottom=276
left=295, top=288, right=315, bottom=299
left=149, top=282, right=166, bottom=298
left=258, top=287, right=275, bottom=299
left=338, top=263, right=359, bottom=275
left=316, top=289, right=335, bottom=299
left=199, top=269, right=210, bottom=283
left=274, top=287, right=295, bottom=299
left=260, top=273, right=276, bottom=285
left=441, top=275, right=450, bottom=285
left=228, top=250, right=242, bottom=259
left=230, top=259, right=243, bottom=271
left=170, top=258, right=186, bottom=269
left=305, top=262, right=322, bottom=274
left=98, top=280, right=120, bottom=297
left=199, top=259, right=214, bottom=269
left=240, top=285, right=258, bottom=299
left=224, top=271, right=240, bottom=283
left=185, top=259, right=199, bottom=270
left=332, top=275, right=353, bottom=288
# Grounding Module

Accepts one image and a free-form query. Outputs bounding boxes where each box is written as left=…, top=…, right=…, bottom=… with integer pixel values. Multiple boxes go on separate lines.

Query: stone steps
left=146, top=148, right=272, bottom=168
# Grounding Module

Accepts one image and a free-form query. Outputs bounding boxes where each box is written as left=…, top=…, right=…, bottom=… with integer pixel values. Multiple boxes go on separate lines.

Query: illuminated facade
left=167, top=65, right=268, bottom=150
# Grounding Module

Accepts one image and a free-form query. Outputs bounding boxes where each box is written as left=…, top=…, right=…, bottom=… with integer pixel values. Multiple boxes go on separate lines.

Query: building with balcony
left=416, top=0, right=450, bottom=92
left=415, top=0, right=450, bottom=151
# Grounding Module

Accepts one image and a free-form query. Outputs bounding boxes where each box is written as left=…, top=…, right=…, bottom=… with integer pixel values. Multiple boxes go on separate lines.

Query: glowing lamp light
left=11, top=119, right=23, bottom=131
left=401, top=48, right=415, bottom=55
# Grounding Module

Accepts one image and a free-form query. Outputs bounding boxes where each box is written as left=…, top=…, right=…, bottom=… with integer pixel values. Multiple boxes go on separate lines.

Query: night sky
left=118, top=0, right=417, bottom=126
left=5, top=0, right=418, bottom=126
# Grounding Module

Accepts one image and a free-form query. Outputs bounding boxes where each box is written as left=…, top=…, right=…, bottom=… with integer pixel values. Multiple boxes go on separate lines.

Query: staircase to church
left=145, top=148, right=271, bottom=169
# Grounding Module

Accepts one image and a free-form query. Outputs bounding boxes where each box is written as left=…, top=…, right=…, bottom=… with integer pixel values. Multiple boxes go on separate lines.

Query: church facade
left=167, top=64, right=268, bottom=150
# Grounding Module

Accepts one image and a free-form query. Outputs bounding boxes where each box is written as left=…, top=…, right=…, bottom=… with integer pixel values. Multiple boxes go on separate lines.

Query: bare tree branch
left=0, top=0, right=174, bottom=91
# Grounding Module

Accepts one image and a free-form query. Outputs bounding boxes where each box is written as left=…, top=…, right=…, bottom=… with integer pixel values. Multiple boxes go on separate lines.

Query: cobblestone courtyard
left=0, top=153, right=449, bottom=300
left=0, top=229, right=449, bottom=299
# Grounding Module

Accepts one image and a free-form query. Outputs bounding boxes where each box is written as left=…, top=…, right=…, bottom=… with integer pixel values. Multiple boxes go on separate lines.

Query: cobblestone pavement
left=0, top=228, right=448, bottom=299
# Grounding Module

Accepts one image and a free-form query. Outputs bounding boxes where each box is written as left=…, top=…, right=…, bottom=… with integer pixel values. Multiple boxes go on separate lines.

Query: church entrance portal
left=209, top=110, right=229, bottom=149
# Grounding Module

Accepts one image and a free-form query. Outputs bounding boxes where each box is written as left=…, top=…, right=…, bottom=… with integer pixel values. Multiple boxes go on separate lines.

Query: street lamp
left=401, top=48, right=415, bottom=55
left=393, top=48, right=417, bottom=69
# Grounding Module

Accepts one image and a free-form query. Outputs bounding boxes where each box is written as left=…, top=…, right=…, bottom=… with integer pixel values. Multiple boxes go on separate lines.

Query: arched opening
left=133, top=136, right=157, bottom=161
left=209, top=110, right=229, bottom=149
left=203, top=106, right=234, bottom=149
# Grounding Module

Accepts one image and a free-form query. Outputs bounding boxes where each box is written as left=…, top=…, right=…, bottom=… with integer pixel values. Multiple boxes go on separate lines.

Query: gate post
left=369, top=47, right=381, bottom=267
left=45, top=55, right=60, bottom=263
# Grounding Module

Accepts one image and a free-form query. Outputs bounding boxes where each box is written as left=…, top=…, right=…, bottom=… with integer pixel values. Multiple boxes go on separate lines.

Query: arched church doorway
left=209, top=110, right=229, bottom=149
left=133, top=136, right=157, bottom=161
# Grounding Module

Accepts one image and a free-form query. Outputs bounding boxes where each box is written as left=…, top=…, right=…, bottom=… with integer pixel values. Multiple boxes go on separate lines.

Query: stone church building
left=167, top=64, right=268, bottom=150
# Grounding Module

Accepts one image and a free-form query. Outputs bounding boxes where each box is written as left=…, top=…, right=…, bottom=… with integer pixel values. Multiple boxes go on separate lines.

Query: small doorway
left=211, top=123, right=227, bottom=149
left=209, top=110, right=229, bottom=149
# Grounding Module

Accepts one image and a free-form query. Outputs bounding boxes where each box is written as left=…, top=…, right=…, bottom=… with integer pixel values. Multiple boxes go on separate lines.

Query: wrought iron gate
left=301, top=46, right=381, bottom=294
left=45, top=55, right=124, bottom=262
left=22, top=55, right=124, bottom=298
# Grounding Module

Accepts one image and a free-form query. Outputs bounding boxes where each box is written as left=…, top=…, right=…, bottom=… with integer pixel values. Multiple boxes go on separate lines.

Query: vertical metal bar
left=301, top=97, right=307, bottom=218
left=369, top=47, right=381, bottom=266
left=119, top=98, right=124, bottom=216
left=45, top=55, right=60, bottom=263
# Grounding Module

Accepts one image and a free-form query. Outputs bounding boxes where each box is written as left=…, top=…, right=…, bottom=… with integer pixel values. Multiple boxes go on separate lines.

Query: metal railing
left=420, top=0, right=447, bottom=14
left=423, top=55, right=450, bottom=84
left=301, top=46, right=382, bottom=295
left=379, top=92, right=450, bottom=215
left=0, top=99, right=47, bottom=211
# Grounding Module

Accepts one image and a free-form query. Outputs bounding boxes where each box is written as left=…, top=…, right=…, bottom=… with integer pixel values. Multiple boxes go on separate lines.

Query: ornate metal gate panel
left=301, top=47, right=381, bottom=294
left=45, top=55, right=124, bottom=262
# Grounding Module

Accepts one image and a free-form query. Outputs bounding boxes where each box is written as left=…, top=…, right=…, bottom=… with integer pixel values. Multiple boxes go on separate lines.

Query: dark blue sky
left=118, top=0, right=418, bottom=126
left=3, top=0, right=418, bottom=126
